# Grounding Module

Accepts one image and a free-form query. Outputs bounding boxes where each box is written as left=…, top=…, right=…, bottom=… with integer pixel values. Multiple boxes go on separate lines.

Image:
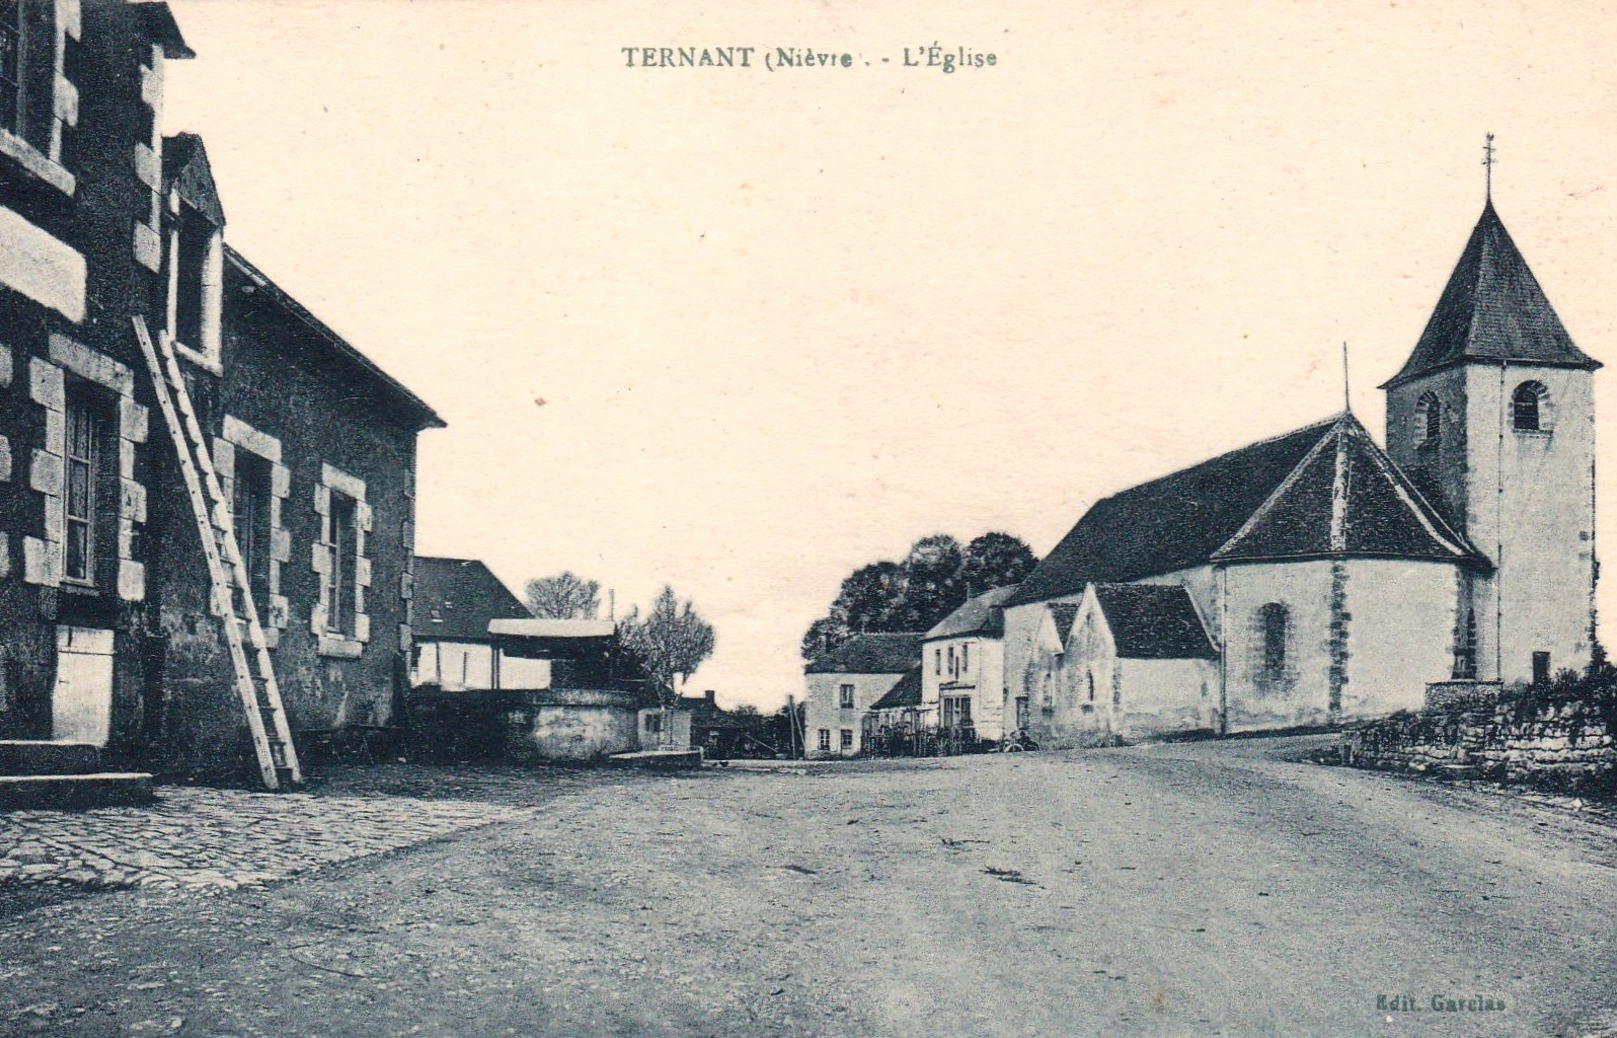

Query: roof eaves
left=225, top=246, right=446, bottom=431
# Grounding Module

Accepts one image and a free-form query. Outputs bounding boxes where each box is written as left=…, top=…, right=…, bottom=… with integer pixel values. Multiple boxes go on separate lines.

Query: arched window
left=1416, top=392, right=1441, bottom=444
left=1260, top=603, right=1288, bottom=677
left=1513, top=381, right=1549, bottom=432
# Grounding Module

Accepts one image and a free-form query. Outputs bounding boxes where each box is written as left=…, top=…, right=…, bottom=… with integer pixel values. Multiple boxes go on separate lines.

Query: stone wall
left=1345, top=697, right=1617, bottom=792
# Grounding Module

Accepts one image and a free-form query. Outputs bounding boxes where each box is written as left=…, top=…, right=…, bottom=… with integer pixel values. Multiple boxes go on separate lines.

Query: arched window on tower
left=1416, top=392, right=1441, bottom=445
left=1512, top=381, right=1550, bottom=432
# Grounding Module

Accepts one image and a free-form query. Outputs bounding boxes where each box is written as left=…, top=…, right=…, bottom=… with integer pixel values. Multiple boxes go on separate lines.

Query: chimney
left=705, top=690, right=716, bottom=704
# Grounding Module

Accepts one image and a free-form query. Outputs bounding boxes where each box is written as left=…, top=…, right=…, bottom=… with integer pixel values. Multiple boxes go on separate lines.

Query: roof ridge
left=1211, top=416, right=1341, bottom=560
left=1097, top=416, right=1340, bottom=504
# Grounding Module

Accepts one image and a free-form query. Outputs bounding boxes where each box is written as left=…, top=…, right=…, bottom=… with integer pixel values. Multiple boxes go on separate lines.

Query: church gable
left=1383, top=201, right=1599, bottom=388
left=1215, top=416, right=1478, bottom=564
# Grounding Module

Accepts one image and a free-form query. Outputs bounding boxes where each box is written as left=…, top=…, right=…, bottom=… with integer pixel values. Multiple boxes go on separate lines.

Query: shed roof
left=413, top=557, right=531, bottom=642
left=805, top=633, right=924, bottom=675
left=869, top=669, right=923, bottom=710
left=1092, top=584, right=1218, bottom=660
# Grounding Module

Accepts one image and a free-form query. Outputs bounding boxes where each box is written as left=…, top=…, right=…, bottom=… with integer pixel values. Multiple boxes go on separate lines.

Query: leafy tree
left=618, top=586, right=716, bottom=705
left=524, top=572, right=601, bottom=620
left=960, top=532, right=1039, bottom=598
left=801, top=531, right=1038, bottom=660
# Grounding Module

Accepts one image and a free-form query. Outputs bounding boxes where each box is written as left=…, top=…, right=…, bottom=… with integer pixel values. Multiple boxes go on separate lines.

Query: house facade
left=0, top=1, right=441, bottom=784
left=803, top=632, right=923, bottom=758
left=1003, top=197, right=1597, bottom=746
left=921, top=585, right=1015, bottom=744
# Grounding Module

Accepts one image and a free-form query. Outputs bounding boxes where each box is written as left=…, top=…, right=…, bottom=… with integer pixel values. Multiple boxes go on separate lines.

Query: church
left=1002, top=193, right=1600, bottom=746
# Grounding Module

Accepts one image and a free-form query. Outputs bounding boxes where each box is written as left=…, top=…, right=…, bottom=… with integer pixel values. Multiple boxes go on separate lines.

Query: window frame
left=839, top=728, right=854, bottom=751
left=62, top=385, right=101, bottom=587
left=1512, top=381, right=1549, bottom=433
left=838, top=683, right=855, bottom=710
left=817, top=728, right=830, bottom=752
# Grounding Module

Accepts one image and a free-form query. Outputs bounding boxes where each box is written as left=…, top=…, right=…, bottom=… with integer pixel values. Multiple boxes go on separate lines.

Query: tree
left=524, top=572, right=600, bottom=620
left=801, top=531, right=1038, bottom=660
left=618, top=586, right=716, bottom=705
left=959, top=532, right=1039, bottom=597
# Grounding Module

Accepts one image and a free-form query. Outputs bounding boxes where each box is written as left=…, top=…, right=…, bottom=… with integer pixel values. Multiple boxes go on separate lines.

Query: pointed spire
left=1381, top=196, right=1601, bottom=387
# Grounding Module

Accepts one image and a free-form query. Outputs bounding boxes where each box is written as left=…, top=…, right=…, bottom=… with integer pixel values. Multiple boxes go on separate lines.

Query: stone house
left=1002, top=197, right=1599, bottom=746
left=921, top=585, right=1016, bottom=745
left=0, top=1, right=441, bottom=791
left=803, top=632, right=923, bottom=758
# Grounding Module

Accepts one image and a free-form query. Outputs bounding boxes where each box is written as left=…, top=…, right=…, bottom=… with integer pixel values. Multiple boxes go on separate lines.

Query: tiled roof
left=1092, top=584, right=1217, bottom=660
left=1010, top=413, right=1484, bottom=610
left=869, top=669, right=923, bottom=710
left=1214, top=414, right=1478, bottom=564
left=805, top=633, right=925, bottom=675
left=413, top=557, right=532, bottom=642
left=924, top=585, right=1018, bottom=641
left=1383, top=201, right=1600, bottom=388
left=1007, top=419, right=1335, bottom=606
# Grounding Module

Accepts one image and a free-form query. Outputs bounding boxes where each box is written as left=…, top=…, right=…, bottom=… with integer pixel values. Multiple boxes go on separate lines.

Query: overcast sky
left=164, top=0, right=1617, bottom=708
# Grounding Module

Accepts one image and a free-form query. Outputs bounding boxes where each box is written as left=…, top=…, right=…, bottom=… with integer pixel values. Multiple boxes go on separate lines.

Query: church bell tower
left=1382, top=167, right=1601, bottom=687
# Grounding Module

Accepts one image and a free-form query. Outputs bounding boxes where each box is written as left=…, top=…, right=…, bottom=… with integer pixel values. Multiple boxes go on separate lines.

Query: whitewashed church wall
left=1462, top=364, right=1597, bottom=684
left=1221, top=560, right=1337, bottom=731
left=1115, top=658, right=1218, bottom=738
left=1338, top=559, right=1460, bottom=718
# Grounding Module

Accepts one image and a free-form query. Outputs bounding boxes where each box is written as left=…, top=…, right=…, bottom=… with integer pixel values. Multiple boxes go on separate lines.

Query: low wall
left=405, top=686, right=642, bottom=764
left=1345, top=698, right=1617, bottom=792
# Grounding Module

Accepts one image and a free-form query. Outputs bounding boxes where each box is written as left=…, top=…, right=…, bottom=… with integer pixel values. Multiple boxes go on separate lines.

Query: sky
left=162, top=0, right=1617, bottom=709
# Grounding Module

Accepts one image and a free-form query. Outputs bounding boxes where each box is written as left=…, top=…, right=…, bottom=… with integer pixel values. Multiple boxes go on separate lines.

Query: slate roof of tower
left=923, top=585, right=1018, bottom=641
left=869, top=669, right=923, bottom=711
left=1214, top=414, right=1479, bottom=564
left=1383, top=201, right=1600, bottom=388
left=805, top=633, right=925, bottom=675
left=1092, top=584, right=1218, bottom=660
left=414, top=557, right=532, bottom=642
left=1009, top=415, right=1483, bottom=608
left=1006, top=419, right=1337, bottom=606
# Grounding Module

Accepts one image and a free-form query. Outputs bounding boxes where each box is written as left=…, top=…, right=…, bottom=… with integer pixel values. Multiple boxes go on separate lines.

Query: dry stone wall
left=1345, top=697, right=1617, bottom=792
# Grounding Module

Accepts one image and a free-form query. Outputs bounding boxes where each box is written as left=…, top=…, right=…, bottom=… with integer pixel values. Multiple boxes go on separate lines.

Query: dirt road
left=3, top=737, right=1617, bottom=1037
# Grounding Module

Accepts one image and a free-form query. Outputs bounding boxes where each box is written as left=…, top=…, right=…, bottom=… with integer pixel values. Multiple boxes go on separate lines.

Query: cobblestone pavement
left=0, top=786, right=530, bottom=893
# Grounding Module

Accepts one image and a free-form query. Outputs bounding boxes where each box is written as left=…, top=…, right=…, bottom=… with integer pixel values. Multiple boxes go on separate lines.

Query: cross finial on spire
left=1482, top=133, right=1496, bottom=201
left=1342, top=341, right=1352, bottom=413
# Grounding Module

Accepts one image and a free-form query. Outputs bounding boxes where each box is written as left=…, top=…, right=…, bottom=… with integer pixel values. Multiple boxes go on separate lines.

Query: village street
left=2, top=738, right=1617, bottom=1038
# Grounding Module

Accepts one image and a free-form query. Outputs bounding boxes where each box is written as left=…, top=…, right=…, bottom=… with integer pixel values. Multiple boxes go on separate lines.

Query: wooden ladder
left=133, top=317, right=302, bottom=791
